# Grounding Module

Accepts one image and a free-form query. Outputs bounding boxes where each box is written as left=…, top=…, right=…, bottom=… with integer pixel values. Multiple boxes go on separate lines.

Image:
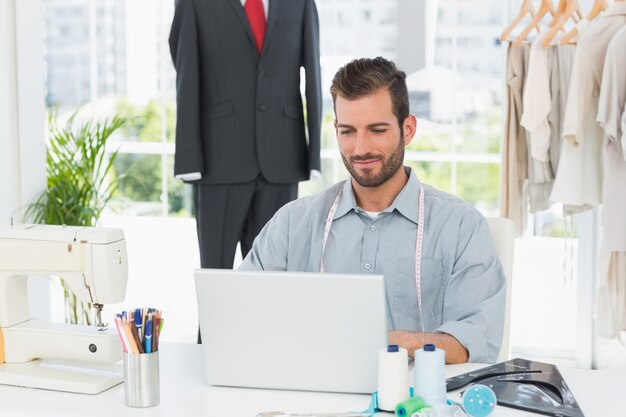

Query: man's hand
left=388, top=330, right=469, bottom=364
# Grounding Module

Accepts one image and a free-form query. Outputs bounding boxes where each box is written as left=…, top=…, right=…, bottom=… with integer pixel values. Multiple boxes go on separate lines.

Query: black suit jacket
left=169, top=0, right=322, bottom=184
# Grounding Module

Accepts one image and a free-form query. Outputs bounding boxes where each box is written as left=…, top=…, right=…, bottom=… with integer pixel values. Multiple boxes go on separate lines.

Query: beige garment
left=549, top=45, right=575, bottom=180
left=596, top=27, right=626, bottom=338
left=521, top=33, right=553, bottom=213
left=552, top=45, right=582, bottom=217
left=522, top=31, right=552, bottom=163
left=521, top=33, right=576, bottom=214
left=596, top=251, right=626, bottom=338
left=597, top=26, right=626, bottom=147
left=552, top=4, right=626, bottom=206
left=500, top=43, right=529, bottom=236
left=597, top=26, right=626, bottom=252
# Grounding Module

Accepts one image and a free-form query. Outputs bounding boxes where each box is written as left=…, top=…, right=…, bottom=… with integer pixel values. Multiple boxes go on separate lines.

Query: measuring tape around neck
left=320, top=182, right=426, bottom=331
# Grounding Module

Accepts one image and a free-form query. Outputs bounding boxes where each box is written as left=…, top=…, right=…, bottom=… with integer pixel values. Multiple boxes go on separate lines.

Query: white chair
left=485, top=217, right=515, bottom=363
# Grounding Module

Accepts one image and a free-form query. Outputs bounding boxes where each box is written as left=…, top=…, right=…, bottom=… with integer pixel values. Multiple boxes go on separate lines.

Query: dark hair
left=330, top=57, right=409, bottom=128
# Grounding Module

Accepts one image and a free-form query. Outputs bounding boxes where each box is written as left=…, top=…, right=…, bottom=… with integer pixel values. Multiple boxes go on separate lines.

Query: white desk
left=0, top=343, right=623, bottom=417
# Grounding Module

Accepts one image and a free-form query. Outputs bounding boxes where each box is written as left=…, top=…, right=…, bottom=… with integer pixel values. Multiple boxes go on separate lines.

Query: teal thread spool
left=395, top=396, right=427, bottom=417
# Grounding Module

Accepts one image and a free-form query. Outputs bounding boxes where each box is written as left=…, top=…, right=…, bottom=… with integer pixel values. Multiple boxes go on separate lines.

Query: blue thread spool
left=413, top=344, right=447, bottom=406
left=462, top=384, right=497, bottom=417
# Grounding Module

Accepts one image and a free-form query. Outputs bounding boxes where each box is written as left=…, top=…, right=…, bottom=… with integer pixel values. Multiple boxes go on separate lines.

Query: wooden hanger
left=500, top=0, right=540, bottom=41
left=587, top=0, right=609, bottom=19
left=562, top=0, right=608, bottom=44
left=513, top=0, right=556, bottom=46
left=542, top=0, right=583, bottom=47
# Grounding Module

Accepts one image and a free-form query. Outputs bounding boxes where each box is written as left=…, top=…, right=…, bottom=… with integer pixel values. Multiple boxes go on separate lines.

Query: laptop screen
left=194, top=269, right=387, bottom=394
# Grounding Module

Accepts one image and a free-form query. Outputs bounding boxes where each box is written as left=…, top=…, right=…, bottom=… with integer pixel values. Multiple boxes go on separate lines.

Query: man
left=240, top=57, right=505, bottom=364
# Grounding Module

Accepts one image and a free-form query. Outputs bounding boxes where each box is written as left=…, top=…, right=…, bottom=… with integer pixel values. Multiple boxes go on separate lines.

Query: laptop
left=194, top=269, right=387, bottom=394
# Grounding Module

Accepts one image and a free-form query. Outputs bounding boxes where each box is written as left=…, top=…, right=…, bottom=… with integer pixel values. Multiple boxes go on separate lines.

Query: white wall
left=100, top=214, right=201, bottom=344
left=0, top=0, right=46, bottom=226
left=0, top=0, right=22, bottom=225
left=1, top=0, right=49, bottom=321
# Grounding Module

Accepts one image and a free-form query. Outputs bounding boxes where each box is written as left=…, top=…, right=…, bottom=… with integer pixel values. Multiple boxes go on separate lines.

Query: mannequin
left=169, top=0, right=322, bottom=274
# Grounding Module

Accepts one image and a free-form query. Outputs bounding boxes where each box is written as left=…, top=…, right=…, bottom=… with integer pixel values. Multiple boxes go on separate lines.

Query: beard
left=340, top=135, right=405, bottom=188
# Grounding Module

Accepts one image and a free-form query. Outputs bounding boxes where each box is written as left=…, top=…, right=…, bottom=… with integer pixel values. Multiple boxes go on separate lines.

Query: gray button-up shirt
left=240, top=168, right=505, bottom=363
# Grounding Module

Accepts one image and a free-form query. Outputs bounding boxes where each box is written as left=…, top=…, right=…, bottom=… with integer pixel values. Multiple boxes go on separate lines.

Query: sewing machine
left=0, top=224, right=128, bottom=394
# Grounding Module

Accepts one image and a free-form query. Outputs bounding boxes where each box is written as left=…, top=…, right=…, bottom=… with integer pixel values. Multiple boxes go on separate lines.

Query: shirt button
left=364, top=263, right=371, bottom=270
left=258, top=104, right=267, bottom=111
left=258, top=71, right=267, bottom=79
left=370, top=225, right=376, bottom=231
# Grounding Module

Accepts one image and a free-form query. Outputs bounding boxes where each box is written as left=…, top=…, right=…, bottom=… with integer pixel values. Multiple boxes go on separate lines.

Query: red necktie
left=244, top=0, right=266, bottom=55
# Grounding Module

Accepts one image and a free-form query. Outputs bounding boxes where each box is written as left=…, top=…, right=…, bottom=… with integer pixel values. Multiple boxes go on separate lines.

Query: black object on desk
left=446, top=358, right=585, bottom=417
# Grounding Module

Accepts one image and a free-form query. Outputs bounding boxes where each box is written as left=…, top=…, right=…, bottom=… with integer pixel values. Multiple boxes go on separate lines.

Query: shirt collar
left=333, top=167, right=422, bottom=225
left=333, top=179, right=358, bottom=220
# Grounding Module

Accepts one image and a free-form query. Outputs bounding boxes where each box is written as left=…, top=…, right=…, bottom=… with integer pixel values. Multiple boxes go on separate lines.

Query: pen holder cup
left=124, top=351, right=160, bottom=408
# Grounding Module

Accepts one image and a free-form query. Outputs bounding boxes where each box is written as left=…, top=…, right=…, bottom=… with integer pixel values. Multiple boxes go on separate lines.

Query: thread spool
left=395, top=396, right=427, bottom=417
left=413, top=344, right=447, bottom=406
left=377, top=345, right=410, bottom=411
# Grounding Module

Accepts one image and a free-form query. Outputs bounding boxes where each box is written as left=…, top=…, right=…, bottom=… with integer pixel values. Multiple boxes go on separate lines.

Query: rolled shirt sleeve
left=435, top=217, right=506, bottom=363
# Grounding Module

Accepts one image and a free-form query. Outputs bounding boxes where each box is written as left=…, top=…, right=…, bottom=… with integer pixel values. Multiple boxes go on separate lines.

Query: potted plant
left=26, top=112, right=124, bottom=325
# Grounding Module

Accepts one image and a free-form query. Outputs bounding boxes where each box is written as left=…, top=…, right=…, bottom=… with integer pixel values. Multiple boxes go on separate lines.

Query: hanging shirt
left=547, top=44, right=575, bottom=177
left=522, top=39, right=554, bottom=216
left=501, top=43, right=530, bottom=235
left=239, top=167, right=506, bottom=363
left=552, top=3, right=626, bottom=206
left=521, top=31, right=552, bottom=164
left=597, top=26, right=626, bottom=252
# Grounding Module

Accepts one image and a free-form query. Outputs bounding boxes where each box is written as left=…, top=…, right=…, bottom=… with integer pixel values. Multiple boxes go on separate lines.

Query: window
left=44, top=0, right=181, bottom=216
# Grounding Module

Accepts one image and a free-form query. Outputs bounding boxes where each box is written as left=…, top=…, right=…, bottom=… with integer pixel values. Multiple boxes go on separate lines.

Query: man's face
left=334, top=88, right=414, bottom=188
